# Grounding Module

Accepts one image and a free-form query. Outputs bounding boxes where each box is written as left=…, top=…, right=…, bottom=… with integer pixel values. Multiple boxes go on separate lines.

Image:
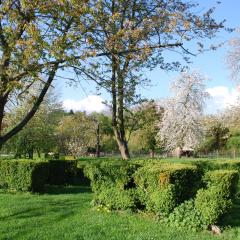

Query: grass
left=0, top=185, right=240, bottom=240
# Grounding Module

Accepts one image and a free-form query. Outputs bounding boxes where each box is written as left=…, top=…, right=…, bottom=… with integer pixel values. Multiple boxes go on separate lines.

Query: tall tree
left=0, top=0, right=93, bottom=149
left=158, top=71, right=208, bottom=152
left=74, top=0, right=225, bottom=159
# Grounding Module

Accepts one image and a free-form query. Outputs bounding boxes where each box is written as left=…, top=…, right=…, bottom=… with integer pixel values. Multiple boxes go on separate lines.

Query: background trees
left=158, top=71, right=208, bottom=152
left=128, top=100, right=163, bottom=157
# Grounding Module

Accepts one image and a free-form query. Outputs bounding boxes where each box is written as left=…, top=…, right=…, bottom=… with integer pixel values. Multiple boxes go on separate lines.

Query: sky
left=56, top=0, right=240, bottom=114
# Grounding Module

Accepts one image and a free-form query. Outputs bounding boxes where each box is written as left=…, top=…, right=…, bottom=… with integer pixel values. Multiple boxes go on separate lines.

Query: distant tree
left=90, top=112, right=118, bottom=155
left=227, top=132, right=240, bottom=157
left=199, top=116, right=229, bottom=155
left=56, top=112, right=96, bottom=157
left=128, top=101, right=163, bottom=157
left=3, top=88, right=64, bottom=158
left=158, top=71, right=208, bottom=152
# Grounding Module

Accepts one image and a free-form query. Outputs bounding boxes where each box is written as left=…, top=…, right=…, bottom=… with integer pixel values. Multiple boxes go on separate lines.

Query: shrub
left=195, top=170, right=239, bottom=225
left=134, top=163, right=202, bottom=215
left=0, top=160, right=49, bottom=192
left=47, top=160, right=77, bottom=185
left=204, top=169, right=239, bottom=198
left=75, top=161, right=90, bottom=185
left=165, top=200, right=206, bottom=231
left=84, top=160, right=141, bottom=210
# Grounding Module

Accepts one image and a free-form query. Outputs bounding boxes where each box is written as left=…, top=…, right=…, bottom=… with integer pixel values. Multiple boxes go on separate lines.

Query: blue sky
left=57, top=0, right=240, bottom=114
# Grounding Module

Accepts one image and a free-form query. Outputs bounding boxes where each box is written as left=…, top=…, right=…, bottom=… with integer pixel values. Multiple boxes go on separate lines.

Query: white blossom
left=226, top=30, right=240, bottom=81
left=158, top=71, right=209, bottom=151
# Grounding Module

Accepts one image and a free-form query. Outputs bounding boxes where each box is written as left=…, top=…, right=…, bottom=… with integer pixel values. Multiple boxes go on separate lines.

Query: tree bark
left=111, top=55, right=130, bottom=159
left=150, top=149, right=155, bottom=158
left=96, top=122, right=100, bottom=158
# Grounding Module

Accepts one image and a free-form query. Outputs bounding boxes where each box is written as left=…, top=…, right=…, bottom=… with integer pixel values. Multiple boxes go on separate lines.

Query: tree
left=128, top=100, right=163, bottom=157
left=227, top=30, right=240, bottom=81
left=158, top=71, right=208, bottom=152
left=199, top=116, right=229, bottom=155
left=56, top=112, right=96, bottom=157
left=3, top=87, right=64, bottom=158
left=90, top=112, right=118, bottom=156
left=74, top=0, right=225, bottom=159
left=0, top=0, right=95, bottom=149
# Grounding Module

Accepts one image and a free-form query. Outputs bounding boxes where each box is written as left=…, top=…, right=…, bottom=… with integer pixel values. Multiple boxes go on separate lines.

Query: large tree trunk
left=113, top=128, right=130, bottom=160
left=111, top=54, right=130, bottom=159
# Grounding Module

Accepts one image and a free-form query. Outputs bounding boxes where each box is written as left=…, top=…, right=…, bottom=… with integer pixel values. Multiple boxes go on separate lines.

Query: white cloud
left=206, top=86, right=240, bottom=113
left=63, top=95, right=106, bottom=113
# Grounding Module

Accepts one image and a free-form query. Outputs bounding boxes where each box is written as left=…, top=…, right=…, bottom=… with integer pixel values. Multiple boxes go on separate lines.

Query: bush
left=204, top=169, right=239, bottom=198
left=134, top=163, right=202, bottom=215
left=47, top=160, right=77, bottom=185
left=195, top=170, right=239, bottom=225
left=84, top=160, right=141, bottom=210
left=165, top=200, right=206, bottom=231
left=75, top=161, right=90, bottom=185
left=193, top=159, right=240, bottom=173
left=0, top=160, right=49, bottom=192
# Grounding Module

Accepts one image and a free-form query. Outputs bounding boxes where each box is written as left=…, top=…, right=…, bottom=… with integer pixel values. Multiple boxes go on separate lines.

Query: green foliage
left=95, top=187, right=136, bottom=210
left=134, top=163, right=202, bottom=214
left=227, top=132, right=240, bottom=150
left=0, top=160, right=49, bottom=192
left=84, top=160, right=141, bottom=210
left=145, top=184, right=177, bottom=215
left=47, top=160, right=78, bottom=185
left=204, top=170, right=239, bottom=197
left=165, top=200, right=206, bottom=231
left=199, top=116, right=229, bottom=154
left=195, top=170, right=239, bottom=225
left=195, top=187, right=232, bottom=225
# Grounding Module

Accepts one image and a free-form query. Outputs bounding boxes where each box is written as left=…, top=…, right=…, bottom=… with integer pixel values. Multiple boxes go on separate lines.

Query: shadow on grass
left=221, top=198, right=240, bottom=227
left=44, top=185, right=92, bottom=195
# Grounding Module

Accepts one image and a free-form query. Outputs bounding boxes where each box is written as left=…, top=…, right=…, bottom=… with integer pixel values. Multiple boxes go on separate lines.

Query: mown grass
left=0, top=185, right=240, bottom=240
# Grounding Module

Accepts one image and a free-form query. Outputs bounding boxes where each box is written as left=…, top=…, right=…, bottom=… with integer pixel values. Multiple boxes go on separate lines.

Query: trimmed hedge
left=47, top=160, right=77, bottom=185
left=0, top=160, right=49, bottom=192
left=134, top=163, right=202, bottom=214
left=195, top=170, right=239, bottom=225
left=84, top=161, right=141, bottom=210
left=85, top=161, right=202, bottom=213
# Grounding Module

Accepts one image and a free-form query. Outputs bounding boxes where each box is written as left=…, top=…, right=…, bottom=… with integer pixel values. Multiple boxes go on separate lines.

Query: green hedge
left=47, top=160, right=77, bottom=185
left=85, top=161, right=202, bottom=213
left=84, top=160, right=141, bottom=210
left=134, top=163, right=202, bottom=215
left=195, top=170, right=239, bottom=226
left=0, top=160, right=49, bottom=192
left=191, top=159, right=240, bottom=173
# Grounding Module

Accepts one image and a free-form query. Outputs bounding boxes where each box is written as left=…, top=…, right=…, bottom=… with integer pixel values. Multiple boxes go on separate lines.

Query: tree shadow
left=44, top=185, right=92, bottom=195
left=221, top=198, right=240, bottom=227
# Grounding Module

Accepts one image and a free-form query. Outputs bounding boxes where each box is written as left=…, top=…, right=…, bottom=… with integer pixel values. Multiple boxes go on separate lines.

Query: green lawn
left=0, top=185, right=240, bottom=240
